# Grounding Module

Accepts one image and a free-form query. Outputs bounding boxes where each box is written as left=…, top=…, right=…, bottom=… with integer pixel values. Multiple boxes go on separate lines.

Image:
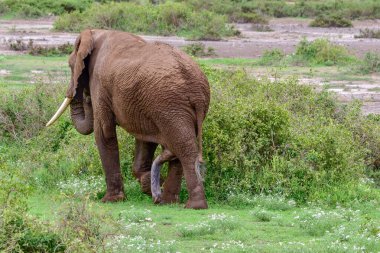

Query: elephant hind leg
left=165, top=132, right=207, bottom=209
left=180, top=153, right=208, bottom=209
left=161, top=159, right=183, bottom=204
left=132, top=140, right=158, bottom=195
left=151, top=149, right=175, bottom=204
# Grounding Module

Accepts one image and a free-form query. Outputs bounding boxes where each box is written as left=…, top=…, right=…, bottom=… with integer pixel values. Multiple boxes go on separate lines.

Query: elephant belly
left=114, top=106, right=160, bottom=143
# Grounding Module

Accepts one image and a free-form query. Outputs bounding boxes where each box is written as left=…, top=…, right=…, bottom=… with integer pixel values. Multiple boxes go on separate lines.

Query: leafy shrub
left=0, top=1, right=10, bottom=15
left=337, top=102, right=380, bottom=186
left=6, top=39, right=31, bottom=51
left=3, top=0, right=380, bottom=20
left=2, top=0, right=92, bottom=18
left=1, top=65, right=380, bottom=205
left=355, top=28, right=380, bottom=39
left=310, top=14, right=353, bottom=28
left=29, top=43, right=74, bottom=57
left=0, top=82, right=66, bottom=140
left=6, top=39, right=73, bottom=56
left=258, top=49, right=285, bottom=66
left=54, top=2, right=238, bottom=40
left=0, top=161, right=65, bottom=252
left=233, top=12, right=268, bottom=24
left=185, top=10, right=239, bottom=40
left=295, top=38, right=353, bottom=65
left=356, top=52, right=380, bottom=74
left=182, top=43, right=216, bottom=57
left=201, top=65, right=378, bottom=203
left=53, top=10, right=84, bottom=32
left=237, top=0, right=380, bottom=19
left=56, top=199, right=110, bottom=252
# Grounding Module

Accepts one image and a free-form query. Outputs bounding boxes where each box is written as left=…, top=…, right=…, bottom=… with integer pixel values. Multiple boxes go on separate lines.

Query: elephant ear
left=66, top=29, right=94, bottom=98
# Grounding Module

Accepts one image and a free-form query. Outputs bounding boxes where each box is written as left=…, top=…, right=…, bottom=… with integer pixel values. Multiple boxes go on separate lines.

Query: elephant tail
left=196, top=111, right=204, bottom=163
left=195, top=107, right=206, bottom=183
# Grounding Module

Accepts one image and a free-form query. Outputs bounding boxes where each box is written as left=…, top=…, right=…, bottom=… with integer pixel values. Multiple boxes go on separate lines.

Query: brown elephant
left=46, top=29, right=210, bottom=209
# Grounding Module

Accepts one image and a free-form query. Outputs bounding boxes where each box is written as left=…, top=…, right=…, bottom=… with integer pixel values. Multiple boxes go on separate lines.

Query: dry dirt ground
left=1, top=18, right=379, bottom=114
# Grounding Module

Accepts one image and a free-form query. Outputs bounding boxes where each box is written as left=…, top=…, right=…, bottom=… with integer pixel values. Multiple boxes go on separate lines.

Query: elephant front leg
left=132, top=140, right=158, bottom=195
left=95, top=120, right=125, bottom=202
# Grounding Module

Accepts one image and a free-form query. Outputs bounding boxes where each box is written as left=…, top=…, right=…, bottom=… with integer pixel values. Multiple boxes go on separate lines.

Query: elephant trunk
left=70, top=93, right=94, bottom=135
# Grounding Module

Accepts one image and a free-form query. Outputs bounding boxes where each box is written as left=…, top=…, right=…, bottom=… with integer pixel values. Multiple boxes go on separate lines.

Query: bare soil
left=1, top=18, right=379, bottom=114
left=1, top=18, right=380, bottom=57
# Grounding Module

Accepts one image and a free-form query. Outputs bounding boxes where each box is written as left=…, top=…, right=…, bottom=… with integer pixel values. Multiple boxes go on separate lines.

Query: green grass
left=3, top=0, right=380, bottom=21
left=1, top=53, right=380, bottom=252
left=199, top=58, right=377, bottom=84
left=198, top=58, right=259, bottom=66
left=27, top=192, right=380, bottom=252
left=0, top=55, right=69, bottom=89
left=53, top=1, right=238, bottom=40
left=0, top=0, right=92, bottom=18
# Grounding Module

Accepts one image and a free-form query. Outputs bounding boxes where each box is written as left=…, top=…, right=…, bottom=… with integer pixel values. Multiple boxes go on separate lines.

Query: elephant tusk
left=46, top=97, right=72, bottom=127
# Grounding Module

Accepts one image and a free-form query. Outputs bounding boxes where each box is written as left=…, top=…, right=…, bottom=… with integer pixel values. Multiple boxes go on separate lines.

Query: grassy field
left=26, top=192, right=380, bottom=252
left=0, top=55, right=68, bottom=90
left=1, top=50, right=380, bottom=252
left=1, top=1, right=380, bottom=251
left=0, top=54, right=377, bottom=90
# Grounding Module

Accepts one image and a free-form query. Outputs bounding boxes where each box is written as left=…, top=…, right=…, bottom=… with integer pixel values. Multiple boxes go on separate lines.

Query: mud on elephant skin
left=46, top=29, right=210, bottom=209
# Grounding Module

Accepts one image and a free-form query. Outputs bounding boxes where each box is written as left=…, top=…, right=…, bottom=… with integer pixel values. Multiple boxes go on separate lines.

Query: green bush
left=53, top=11, right=85, bottom=32
left=236, top=0, right=380, bottom=19
left=258, top=49, right=285, bottom=66
left=182, top=43, right=216, bottom=57
left=233, top=12, right=268, bottom=24
left=56, top=199, right=109, bottom=252
left=356, top=52, right=380, bottom=74
left=2, top=0, right=93, bottom=18
left=1, top=66, right=380, bottom=205
left=0, top=1, right=10, bottom=15
left=54, top=2, right=238, bottom=40
left=0, top=82, right=66, bottom=140
left=310, top=14, right=353, bottom=28
left=3, top=0, right=380, bottom=20
left=0, top=161, right=65, bottom=252
left=295, top=38, right=353, bottom=65
left=355, top=28, right=380, bottom=39
left=201, top=65, right=379, bottom=203
left=29, top=43, right=74, bottom=57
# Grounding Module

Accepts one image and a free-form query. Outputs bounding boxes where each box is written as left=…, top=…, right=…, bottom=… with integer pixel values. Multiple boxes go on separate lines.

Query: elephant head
left=46, top=29, right=94, bottom=135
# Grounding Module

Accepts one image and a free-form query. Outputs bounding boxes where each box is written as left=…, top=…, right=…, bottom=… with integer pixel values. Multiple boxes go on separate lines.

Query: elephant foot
left=153, top=194, right=162, bottom=204
left=140, top=171, right=164, bottom=196
left=140, top=172, right=152, bottom=196
left=185, top=198, right=208, bottom=209
left=184, top=186, right=207, bottom=209
left=101, top=191, right=125, bottom=203
left=161, top=193, right=180, bottom=204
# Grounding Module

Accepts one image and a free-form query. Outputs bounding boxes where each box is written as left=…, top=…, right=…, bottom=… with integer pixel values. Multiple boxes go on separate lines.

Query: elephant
left=46, top=29, right=210, bottom=209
